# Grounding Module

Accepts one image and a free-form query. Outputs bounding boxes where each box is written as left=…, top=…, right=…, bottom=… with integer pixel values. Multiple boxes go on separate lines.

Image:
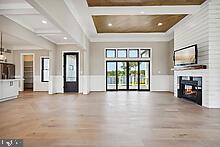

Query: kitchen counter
left=0, top=79, right=22, bottom=102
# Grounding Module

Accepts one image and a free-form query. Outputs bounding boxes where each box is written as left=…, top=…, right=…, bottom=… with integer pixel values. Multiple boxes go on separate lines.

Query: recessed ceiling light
left=140, top=11, right=145, bottom=14
left=64, top=37, right=67, bottom=40
left=41, top=20, right=47, bottom=24
left=158, top=23, right=163, bottom=26
left=108, top=23, right=113, bottom=27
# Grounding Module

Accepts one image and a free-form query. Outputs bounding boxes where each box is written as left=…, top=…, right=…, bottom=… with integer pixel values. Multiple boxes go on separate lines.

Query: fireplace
left=178, top=76, right=202, bottom=105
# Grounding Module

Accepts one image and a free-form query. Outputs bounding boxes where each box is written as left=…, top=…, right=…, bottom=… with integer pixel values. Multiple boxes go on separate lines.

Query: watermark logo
left=0, top=139, right=23, bottom=147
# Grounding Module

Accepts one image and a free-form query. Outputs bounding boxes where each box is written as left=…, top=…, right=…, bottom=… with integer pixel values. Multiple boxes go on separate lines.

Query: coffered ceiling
left=0, top=0, right=76, bottom=45
left=87, top=0, right=206, bottom=7
left=93, top=15, right=186, bottom=33
left=0, top=0, right=207, bottom=43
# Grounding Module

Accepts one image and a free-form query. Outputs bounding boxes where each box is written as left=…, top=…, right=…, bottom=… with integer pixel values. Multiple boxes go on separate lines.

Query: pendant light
left=0, top=32, right=7, bottom=62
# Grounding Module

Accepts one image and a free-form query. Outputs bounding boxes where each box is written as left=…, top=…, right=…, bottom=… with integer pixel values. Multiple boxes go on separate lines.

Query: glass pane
left=117, top=62, right=127, bottom=90
left=43, top=58, right=49, bottom=69
left=129, top=62, right=138, bottom=89
left=129, top=49, right=139, bottom=58
left=106, top=49, right=116, bottom=58
left=139, top=62, right=150, bottom=90
left=107, top=62, right=117, bottom=90
left=66, top=55, right=77, bottom=82
left=43, top=70, right=49, bottom=82
left=140, top=49, right=150, bottom=58
left=117, top=49, right=127, bottom=58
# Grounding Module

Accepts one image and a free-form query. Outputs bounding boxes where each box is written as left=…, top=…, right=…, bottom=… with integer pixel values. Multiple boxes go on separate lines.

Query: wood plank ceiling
left=88, top=0, right=205, bottom=33
left=93, top=15, right=186, bottom=33
left=87, top=0, right=206, bottom=7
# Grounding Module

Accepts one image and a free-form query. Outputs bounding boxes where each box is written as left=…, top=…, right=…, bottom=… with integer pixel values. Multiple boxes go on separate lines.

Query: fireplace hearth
left=178, top=76, right=202, bottom=105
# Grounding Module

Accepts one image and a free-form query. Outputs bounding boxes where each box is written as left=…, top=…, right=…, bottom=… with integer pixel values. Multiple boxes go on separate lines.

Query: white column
left=82, top=49, right=90, bottom=95
left=48, top=49, right=57, bottom=94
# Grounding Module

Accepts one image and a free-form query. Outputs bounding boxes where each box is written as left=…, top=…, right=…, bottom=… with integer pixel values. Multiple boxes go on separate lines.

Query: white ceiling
left=0, top=0, right=75, bottom=45
left=0, top=0, right=203, bottom=44
left=5, top=14, right=61, bottom=34
left=1, top=32, right=41, bottom=50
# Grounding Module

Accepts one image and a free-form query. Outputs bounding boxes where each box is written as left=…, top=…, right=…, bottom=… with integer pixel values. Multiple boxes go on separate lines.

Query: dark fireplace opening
left=178, top=76, right=202, bottom=106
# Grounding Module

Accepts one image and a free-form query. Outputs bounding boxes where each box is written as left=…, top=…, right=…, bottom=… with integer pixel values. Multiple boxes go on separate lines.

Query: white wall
left=89, top=41, right=174, bottom=92
left=12, top=50, right=49, bottom=91
left=207, top=0, right=220, bottom=108
left=49, top=44, right=90, bottom=94
left=173, top=0, right=220, bottom=108
left=174, top=1, right=209, bottom=66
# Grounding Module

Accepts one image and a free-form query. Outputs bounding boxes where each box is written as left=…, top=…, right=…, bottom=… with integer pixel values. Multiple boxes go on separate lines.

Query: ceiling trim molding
left=89, top=5, right=200, bottom=15
left=90, top=33, right=173, bottom=42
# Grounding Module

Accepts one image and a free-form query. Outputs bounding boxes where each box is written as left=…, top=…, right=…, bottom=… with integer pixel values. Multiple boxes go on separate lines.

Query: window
left=106, top=49, right=116, bottom=58
left=140, top=49, right=150, bottom=58
left=41, top=58, right=49, bottom=82
left=129, top=49, right=139, bottom=58
left=117, top=49, right=127, bottom=58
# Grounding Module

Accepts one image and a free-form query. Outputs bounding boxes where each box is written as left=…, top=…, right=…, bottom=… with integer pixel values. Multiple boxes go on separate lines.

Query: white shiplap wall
left=174, top=1, right=209, bottom=66
left=208, top=0, right=220, bottom=108
left=174, top=0, right=220, bottom=108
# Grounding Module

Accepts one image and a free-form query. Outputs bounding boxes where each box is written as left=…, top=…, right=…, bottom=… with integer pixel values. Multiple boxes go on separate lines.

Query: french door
left=106, top=61, right=150, bottom=91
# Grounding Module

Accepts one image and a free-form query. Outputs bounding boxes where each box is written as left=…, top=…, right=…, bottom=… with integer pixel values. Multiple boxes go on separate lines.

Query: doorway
left=106, top=61, right=150, bottom=91
left=23, top=55, right=33, bottom=91
left=63, top=53, right=79, bottom=92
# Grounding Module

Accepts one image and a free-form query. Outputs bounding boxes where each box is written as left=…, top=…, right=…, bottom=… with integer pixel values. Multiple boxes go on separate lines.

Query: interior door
left=64, top=53, right=79, bottom=92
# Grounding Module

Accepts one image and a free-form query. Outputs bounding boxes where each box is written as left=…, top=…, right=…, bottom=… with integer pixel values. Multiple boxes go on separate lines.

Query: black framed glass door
left=139, top=61, right=150, bottom=90
left=117, top=62, right=127, bottom=90
left=64, top=53, right=79, bottom=92
left=106, top=62, right=117, bottom=90
left=106, top=61, right=150, bottom=91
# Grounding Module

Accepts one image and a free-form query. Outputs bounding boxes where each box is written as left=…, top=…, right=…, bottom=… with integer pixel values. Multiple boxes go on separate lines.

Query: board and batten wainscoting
left=90, top=75, right=174, bottom=92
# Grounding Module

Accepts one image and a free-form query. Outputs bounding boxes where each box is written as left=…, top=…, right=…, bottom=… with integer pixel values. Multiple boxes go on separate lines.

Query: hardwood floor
left=0, top=91, right=220, bottom=147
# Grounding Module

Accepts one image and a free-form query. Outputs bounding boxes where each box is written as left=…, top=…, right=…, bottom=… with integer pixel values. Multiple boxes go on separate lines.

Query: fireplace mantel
left=172, top=64, right=207, bottom=71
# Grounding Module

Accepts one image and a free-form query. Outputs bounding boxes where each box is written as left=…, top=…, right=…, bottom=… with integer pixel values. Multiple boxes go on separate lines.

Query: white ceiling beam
left=89, top=5, right=200, bottom=15
left=0, top=2, right=39, bottom=15
left=34, top=29, right=62, bottom=34
left=0, top=3, right=33, bottom=10
left=26, top=0, right=89, bottom=50
left=64, top=0, right=97, bottom=39
left=0, top=9, right=39, bottom=15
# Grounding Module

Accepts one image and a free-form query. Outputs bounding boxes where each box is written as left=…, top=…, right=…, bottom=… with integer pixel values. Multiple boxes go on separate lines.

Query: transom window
left=106, top=48, right=150, bottom=59
left=140, top=49, right=150, bottom=58
left=129, top=49, right=139, bottom=58
left=117, top=49, right=127, bottom=58
left=106, top=49, right=116, bottom=58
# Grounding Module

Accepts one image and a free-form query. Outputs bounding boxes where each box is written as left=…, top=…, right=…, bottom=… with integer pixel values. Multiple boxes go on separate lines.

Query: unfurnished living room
left=0, top=0, right=220, bottom=147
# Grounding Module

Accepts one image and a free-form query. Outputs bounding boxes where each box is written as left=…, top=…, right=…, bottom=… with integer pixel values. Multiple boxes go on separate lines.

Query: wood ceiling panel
left=93, top=15, right=186, bottom=33
left=87, top=0, right=206, bottom=7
